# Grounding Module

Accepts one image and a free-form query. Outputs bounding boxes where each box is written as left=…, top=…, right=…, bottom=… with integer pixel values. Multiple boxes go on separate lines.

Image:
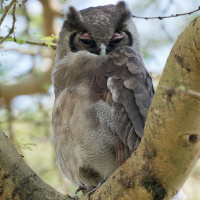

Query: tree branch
left=0, top=3, right=17, bottom=44
left=0, top=46, right=54, bottom=57
left=0, top=65, right=53, bottom=104
left=0, top=131, right=73, bottom=200
left=39, top=0, right=60, bottom=36
left=132, top=6, right=200, bottom=20
left=160, top=85, right=200, bottom=98
left=0, top=0, right=17, bottom=27
left=0, top=36, right=57, bottom=49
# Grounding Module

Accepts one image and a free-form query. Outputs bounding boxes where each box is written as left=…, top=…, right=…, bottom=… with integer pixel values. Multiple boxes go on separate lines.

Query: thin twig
left=160, top=85, right=200, bottom=98
left=0, top=3, right=17, bottom=44
left=20, top=39, right=57, bottom=49
left=160, top=0, right=174, bottom=41
left=1, top=47, right=54, bottom=57
left=0, top=36, right=57, bottom=49
left=132, top=6, right=200, bottom=20
left=0, top=0, right=17, bottom=27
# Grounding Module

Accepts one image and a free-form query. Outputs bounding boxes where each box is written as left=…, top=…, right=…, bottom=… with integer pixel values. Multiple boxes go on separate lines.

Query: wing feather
left=90, top=45, right=154, bottom=166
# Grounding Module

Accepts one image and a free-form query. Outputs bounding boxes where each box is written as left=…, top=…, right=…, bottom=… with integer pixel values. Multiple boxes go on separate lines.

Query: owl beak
left=100, top=43, right=106, bottom=55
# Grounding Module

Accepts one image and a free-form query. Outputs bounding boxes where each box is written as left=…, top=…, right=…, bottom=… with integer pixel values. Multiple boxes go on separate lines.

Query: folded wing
left=90, top=45, right=155, bottom=166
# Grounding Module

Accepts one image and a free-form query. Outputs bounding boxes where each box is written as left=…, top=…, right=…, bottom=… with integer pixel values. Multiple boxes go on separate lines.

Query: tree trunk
left=0, top=17, right=200, bottom=200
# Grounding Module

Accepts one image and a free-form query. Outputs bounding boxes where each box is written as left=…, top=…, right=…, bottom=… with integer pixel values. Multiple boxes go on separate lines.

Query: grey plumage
left=52, top=1, right=154, bottom=193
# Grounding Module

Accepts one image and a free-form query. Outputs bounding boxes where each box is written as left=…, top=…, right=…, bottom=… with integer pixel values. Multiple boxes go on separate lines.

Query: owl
left=52, top=1, right=154, bottom=194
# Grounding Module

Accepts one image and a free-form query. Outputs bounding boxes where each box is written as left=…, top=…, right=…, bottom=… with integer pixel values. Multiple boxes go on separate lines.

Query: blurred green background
left=0, top=0, right=200, bottom=199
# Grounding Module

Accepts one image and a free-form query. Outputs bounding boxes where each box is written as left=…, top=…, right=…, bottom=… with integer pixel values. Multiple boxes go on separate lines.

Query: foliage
left=34, top=33, right=58, bottom=47
left=6, top=37, right=25, bottom=44
left=14, top=139, right=37, bottom=151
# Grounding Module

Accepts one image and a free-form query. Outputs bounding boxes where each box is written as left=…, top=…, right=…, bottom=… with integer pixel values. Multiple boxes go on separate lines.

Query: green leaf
left=33, top=33, right=58, bottom=48
left=4, top=37, right=25, bottom=44
left=177, top=85, right=186, bottom=91
left=16, top=37, right=25, bottom=44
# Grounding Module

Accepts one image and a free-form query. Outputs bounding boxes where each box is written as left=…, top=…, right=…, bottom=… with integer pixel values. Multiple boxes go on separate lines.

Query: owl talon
left=88, top=180, right=105, bottom=197
left=75, top=185, right=84, bottom=195
left=75, top=185, right=95, bottom=195
left=75, top=181, right=105, bottom=196
left=73, top=195, right=79, bottom=200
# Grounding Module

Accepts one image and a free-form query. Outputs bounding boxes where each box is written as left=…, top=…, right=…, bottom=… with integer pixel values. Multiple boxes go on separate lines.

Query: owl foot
left=75, top=185, right=96, bottom=195
left=75, top=181, right=105, bottom=196
left=88, top=180, right=106, bottom=197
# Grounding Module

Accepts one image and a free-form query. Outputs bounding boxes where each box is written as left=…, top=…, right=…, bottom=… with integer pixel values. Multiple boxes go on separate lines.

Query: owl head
left=56, top=1, right=142, bottom=60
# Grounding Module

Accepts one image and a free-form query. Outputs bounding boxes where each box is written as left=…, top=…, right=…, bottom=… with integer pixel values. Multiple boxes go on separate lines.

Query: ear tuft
left=116, top=1, right=127, bottom=9
left=116, top=1, right=131, bottom=22
left=67, top=7, right=81, bottom=21
left=64, top=6, right=84, bottom=31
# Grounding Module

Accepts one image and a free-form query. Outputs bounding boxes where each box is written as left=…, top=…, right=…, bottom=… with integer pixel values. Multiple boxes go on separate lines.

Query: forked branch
left=0, top=3, right=17, bottom=44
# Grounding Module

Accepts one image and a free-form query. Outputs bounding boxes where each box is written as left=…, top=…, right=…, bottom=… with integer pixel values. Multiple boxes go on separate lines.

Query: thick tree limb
left=88, top=16, right=200, bottom=200
left=0, top=66, right=52, bottom=104
left=39, top=0, right=61, bottom=36
left=0, top=131, right=73, bottom=200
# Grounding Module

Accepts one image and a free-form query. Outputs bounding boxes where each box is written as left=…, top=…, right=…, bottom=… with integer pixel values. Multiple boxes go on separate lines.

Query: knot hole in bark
left=162, top=89, right=175, bottom=101
left=189, top=134, right=198, bottom=144
left=179, top=133, right=200, bottom=147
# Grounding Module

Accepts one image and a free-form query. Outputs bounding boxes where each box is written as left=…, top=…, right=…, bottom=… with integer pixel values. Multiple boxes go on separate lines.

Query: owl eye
left=111, top=33, right=123, bottom=43
left=80, top=39, right=94, bottom=44
left=80, top=33, right=95, bottom=45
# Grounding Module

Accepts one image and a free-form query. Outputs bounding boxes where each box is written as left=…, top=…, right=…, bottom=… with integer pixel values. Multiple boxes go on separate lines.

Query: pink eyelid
left=80, top=33, right=93, bottom=40
left=112, top=33, right=123, bottom=40
left=80, top=32, right=123, bottom=40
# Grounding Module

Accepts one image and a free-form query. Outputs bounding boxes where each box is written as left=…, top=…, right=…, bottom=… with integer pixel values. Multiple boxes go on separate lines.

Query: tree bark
left=0, top=131, right=71, bottom=200
left=0, top=17, right=200, bottom=200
